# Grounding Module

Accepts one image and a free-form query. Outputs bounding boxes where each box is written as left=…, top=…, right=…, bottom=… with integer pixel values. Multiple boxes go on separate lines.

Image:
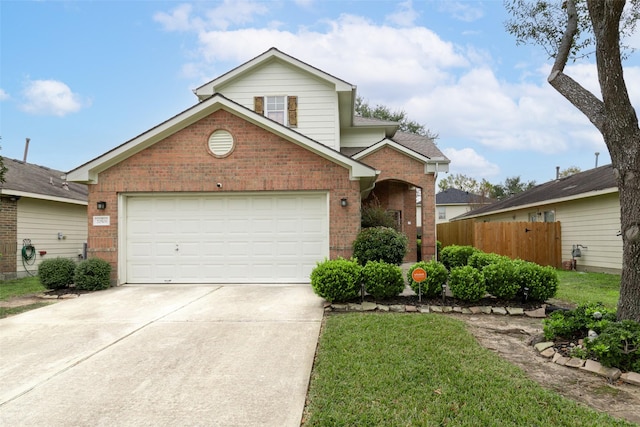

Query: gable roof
left=436, top=188, right=492, bottom=205
left=1, top=158, right=87, bottom=204
left=454, top=164, right=617, bottom=220
left=66, top=93, right=377, bottom=192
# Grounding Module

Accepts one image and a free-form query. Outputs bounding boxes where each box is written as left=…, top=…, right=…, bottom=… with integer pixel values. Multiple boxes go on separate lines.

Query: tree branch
left=548, top=70, right=606, bottom=133
left=552, top=0, right=579, bottom=74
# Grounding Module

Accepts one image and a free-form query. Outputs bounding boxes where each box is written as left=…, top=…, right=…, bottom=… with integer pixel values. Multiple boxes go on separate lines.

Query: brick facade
left=0, top=196, right=18, bottom=279
left=358, top=146, right=437, bottom=262
left=88, top=109, right=361, bottom=283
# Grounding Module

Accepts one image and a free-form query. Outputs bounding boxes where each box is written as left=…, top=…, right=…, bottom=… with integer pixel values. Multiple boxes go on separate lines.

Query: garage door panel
left=126, top=193, right=328, bottom=283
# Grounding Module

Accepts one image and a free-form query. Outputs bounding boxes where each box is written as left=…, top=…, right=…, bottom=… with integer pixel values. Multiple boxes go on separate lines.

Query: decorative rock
left=442, top=306, right=453, bottom=313
left=389, top=305, right=405, bottom=312
left=554, top=355, right=571, bottom=366
left=419, top=306, right=430, bottom=314
left=565, top=358, right=586, bottom=368
left=540, top=347, right=556, bottom=358
left=38, top=294, right=59, bottom=300
left=525, top=307, right=547, bottom=318
left=323, top=302, right=332, bottom=309
left=580, top=359, right=621, bottom=381
left=621, top=372, right=640, bottom=386
left=377, top=304, right=390, bottom=312
left=506, top=307, right=524, bottom=316
left=534, top=341, right=555, bottom=352
left=361, top=302, right=377, bottom=311
left=348, top=303, right=363, bottom=311
left=461, top=308, right=472, bottom=314
left=405, top=305, right=418, bottom=312
left=468, top=307, right=482, bottom=314
left=430, top=306, right=443, bottom=313
left=492, top=307, right=507, bottom=315
left=332, top=304, right=348, bottom=311
left=60, top=294, right=79, bottom=299
left=587, top=329, right=599, bottom=341
left=480, top=306, right=492, bottom=314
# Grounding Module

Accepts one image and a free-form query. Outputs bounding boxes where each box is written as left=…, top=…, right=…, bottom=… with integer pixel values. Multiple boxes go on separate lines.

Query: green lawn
left=554, top=270, right=620, bottom=310
left=0, top=276, right=46, bottom=300
left=303, top=314, right=632, bottom=426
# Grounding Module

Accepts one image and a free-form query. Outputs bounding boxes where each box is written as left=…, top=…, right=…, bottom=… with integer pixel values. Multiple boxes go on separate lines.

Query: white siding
left=340, top=128, right=386, bottom=148
left=471, top=193, right=622, bottom=273
left=217, top=61, right=340, bottom=149
left=16, top=198, right=88, bottom=276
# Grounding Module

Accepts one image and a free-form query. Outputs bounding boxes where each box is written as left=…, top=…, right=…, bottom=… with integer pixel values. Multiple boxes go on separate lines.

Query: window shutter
left=287, top=96, right=298, bottom=127
left=254, top=96, right=264, bottom=115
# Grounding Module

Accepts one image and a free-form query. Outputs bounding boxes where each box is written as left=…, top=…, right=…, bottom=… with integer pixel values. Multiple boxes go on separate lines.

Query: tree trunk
left=549, top=0, right=640, bottom=321
left=588, top=0, right=640, bottom=322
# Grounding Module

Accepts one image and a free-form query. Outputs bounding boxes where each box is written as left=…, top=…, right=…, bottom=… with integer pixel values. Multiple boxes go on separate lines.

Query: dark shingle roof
left=1, top=158, right=88, bottom=202
left=436, top=188, right=492, bottom=204
left=391, top=131, right=446, bottom=159
left=456, top=164, right=616, bottom=219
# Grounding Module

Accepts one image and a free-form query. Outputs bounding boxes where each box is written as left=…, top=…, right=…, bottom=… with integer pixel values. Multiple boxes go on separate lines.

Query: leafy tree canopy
left=438, top=173, right=535, bottom=200
left=355, top=96, right=438, bottom=139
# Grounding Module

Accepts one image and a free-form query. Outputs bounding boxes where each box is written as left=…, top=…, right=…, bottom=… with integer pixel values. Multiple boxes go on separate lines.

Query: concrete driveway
left=0, top=284, right=324, bottom=426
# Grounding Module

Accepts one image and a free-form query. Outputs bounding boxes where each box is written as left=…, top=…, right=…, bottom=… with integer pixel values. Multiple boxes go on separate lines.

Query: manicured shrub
left=74, top=258, right=112, bottom=291
left=482, top=259, right=520, bottom=300
left=352, top=227, right=408, bottom=266
left=38, top=257, right=76, bottom=290
left=543, top=302, right=617, bottom=340
left=310, top=258, right=362, bottom=303
left=585, top=320, right=640, bottom=371
left=513, top=261, right=559, bottom=301
left=448, top=265, right=486, bottom=302
left=439, top=245, right=480, bottom=270
left=407, top=260, right=448, bottom=298
left=361, top=261, right=405, bottom=300
left=468, top=251, right=510, bottom=270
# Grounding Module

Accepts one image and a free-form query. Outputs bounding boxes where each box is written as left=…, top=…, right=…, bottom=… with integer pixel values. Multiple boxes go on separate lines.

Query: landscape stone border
left=325, top=301, right=640, bottom=388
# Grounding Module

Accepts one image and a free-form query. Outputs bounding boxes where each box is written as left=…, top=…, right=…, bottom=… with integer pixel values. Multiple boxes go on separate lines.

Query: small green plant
left=543, top=302, right=617, bottom=341
left=448, top=265, right=486, bottom=302
left=38, top=257, right=76, bottom=290
left=585, top=320, right=640, bottom=371
left=361, top=204, right=398, bottom=229
left=407, top=260, right=448, bottom=298
left=352, top=226, right=408, bottom=265
left=74, top=258, right=112, bottom=291
left=310, top=258, right=362, bottom=303
left=361, top=261, right=405, bottom=300
left=570, top=346, right=588, bottom=360
left=440, top=245, right=480, bottom=270
left=483, top=259, right=520, bottom=300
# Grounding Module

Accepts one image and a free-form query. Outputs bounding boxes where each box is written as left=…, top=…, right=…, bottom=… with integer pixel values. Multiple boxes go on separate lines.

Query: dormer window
left=254, top=95, right=297, bottom=128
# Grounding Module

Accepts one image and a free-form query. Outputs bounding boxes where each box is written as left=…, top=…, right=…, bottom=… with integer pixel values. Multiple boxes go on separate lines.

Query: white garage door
left=124, top=193, right=328, bottom=283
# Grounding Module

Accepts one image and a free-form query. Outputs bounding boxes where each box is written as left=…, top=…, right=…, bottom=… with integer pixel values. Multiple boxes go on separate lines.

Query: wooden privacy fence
left=437, top=220, right=562, bottom=268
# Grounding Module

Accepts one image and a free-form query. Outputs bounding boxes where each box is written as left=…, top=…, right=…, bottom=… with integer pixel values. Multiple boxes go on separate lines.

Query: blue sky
left=2, top=0, right=639, bottom=186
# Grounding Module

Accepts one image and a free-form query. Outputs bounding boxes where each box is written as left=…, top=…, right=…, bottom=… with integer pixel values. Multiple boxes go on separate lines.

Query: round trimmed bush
left=74, top=258, right=112, bottom=291
left=440, top=245, right=480, bottom=270
left=38, top=257, right=76, bottom=290
left=513, top=260, right=559, bottom=301
left=352, top=226, right=408, bottom=266
left=448, top=265, right=486, bottom=302
left=362, top=261, right=405, bottom=299
left=468, top=251, right=510, bottom=270
left=483, top=259, right=519, bottom=300
left=310, top=258, right=362, bottom=303
left=407, top=260, right=448, bottom=298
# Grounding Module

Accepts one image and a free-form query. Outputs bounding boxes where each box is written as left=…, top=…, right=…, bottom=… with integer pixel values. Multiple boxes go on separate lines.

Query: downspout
left=433, top=162, right=439, bottom=262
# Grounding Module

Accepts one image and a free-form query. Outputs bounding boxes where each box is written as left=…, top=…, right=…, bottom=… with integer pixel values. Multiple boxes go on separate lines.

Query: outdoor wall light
left=97, top=201, right=107, bottom=210
left=340, top=198, right=348, bottom=207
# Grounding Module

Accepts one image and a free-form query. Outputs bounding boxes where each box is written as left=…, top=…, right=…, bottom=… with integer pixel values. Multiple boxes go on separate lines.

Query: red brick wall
left=87, top=109, right=360, bottom=283
left=0, top=196, right=18, bottom=279
left=358, top=146, right=437, bottom=261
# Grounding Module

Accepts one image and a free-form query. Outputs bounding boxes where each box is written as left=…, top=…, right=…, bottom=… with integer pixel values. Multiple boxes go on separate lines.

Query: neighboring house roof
left=454, top=164, right=617, bottom=220
left=436, top=188, right=492, bottom=205
left=66, top=93, right=378, bottom=193
left=391, top=131, right=447, bottom=160
left=1, top=158, right=88, bottom=204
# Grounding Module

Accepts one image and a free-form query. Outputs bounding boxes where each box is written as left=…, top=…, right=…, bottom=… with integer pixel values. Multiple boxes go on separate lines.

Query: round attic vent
left=208, top=130, right=234, bottom=157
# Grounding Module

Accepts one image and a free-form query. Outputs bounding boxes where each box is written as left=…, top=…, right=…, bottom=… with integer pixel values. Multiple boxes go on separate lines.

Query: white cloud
left=442, top=147, right=500, bottom=178
left=437, top=1, right=484, bottom=22
left=154, top=0, right=269, bottom=32
left=20, top=79, right=87, bottom=116
left=386, top=0, right=419, bottom=27
left=0, top=88, right=9, bottom=101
